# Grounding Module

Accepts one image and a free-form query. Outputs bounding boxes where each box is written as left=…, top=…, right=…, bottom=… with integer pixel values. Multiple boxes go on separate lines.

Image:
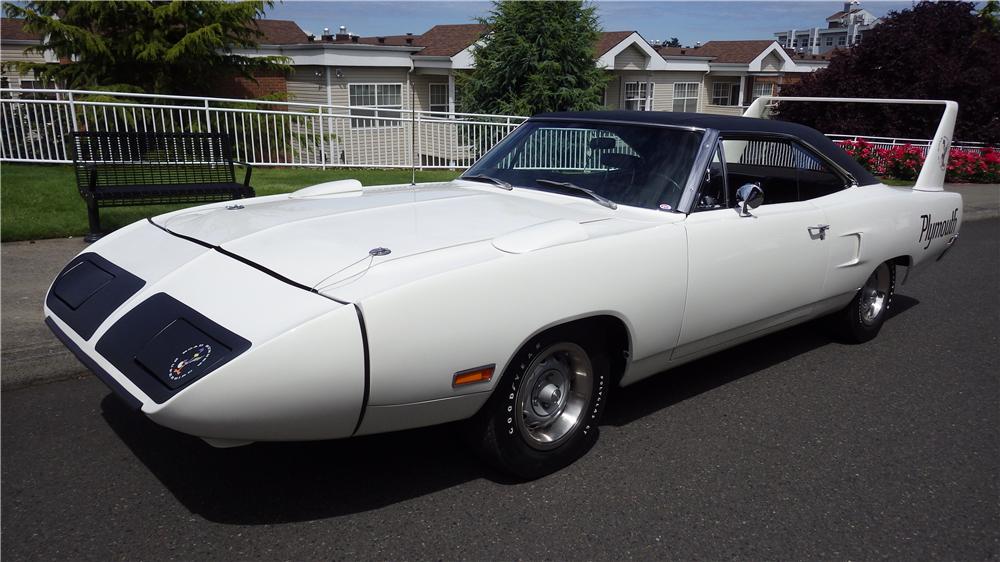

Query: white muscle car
left=45, top=97, right=962, bottom=479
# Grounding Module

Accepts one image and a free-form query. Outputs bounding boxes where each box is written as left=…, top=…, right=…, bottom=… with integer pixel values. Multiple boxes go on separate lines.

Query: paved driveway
left=2, top=218, right=996, bottom=560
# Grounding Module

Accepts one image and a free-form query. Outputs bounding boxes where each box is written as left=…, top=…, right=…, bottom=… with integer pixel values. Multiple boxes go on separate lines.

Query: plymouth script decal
left=918, top=208, right=958, bottom=250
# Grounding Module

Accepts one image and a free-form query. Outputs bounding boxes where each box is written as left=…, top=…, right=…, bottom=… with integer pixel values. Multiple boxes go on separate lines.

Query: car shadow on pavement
left=602, top=294, right=919, bottom=427
left=100, top=394, right=502, bottom=524
left=100, top=294, right=918, bottom=525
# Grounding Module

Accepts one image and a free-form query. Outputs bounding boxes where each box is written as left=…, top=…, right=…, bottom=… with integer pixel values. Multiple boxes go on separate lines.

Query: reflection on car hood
left=154, top=181, right=623, bottom=292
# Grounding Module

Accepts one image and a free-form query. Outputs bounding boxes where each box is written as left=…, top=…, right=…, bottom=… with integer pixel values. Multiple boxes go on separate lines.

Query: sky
left=263, top=1, right=918, bottom=46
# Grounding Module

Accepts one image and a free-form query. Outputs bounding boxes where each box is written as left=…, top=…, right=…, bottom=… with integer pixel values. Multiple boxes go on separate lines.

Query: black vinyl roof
left=532, top=111, right=878, bottom=186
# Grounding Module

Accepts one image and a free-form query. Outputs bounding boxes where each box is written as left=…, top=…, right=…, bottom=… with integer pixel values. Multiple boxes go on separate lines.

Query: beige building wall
left=701, top=76, right=744, bottom=116
left=1, top=43, right=46, bottom=88
left=613, top=45, right=648, bottom=70
left=650, top=72, right=706, bottom=113
left=286, top=65, right=327, bottom=105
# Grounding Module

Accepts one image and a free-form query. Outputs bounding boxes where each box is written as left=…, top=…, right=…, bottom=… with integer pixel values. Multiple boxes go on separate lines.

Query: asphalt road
left=3, top=219, right=998, bottom=560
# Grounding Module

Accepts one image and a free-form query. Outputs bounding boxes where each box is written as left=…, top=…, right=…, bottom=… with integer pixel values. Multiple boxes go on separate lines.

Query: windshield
left=463, top=120, right=704, bottom=211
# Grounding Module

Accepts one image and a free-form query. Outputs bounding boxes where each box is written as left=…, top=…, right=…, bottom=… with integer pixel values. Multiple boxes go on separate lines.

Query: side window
left=694, top=142, right=727, bottom=211
left=720, top=137, right=847, bottom=205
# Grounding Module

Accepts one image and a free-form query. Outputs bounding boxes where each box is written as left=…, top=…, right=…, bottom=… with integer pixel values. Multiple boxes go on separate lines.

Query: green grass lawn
left=0, top=164, right=461, bottom=242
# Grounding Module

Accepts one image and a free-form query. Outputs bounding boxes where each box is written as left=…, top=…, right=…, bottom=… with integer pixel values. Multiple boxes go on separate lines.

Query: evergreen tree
left=459, top=1, right=608, bottom=115
left=775, top=1, right=1000, bottom=142
left=2, top=1, right=288, bottom=95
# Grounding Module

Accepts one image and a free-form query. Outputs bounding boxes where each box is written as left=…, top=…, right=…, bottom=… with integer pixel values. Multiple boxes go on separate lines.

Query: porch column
left=739, top=75, right=747, bottom=108
left=448, top=73, right=456, bottom=117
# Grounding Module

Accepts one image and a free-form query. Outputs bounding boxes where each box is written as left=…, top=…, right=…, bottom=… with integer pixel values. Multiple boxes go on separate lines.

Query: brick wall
left=210, top=69, right=288, bottom=100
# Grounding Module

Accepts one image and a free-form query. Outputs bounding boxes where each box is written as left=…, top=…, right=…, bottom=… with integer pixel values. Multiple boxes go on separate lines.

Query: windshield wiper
left=535, top=179, right=617, bottom=210
left=460, top=174, right=512, bottom=190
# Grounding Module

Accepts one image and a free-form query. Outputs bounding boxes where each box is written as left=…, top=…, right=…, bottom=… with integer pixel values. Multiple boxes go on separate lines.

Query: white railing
left=2, top=88, right=995, bottom=170
left=0, top=88, right=526, bottom=168
left=827, top=134, right=992, bottom=155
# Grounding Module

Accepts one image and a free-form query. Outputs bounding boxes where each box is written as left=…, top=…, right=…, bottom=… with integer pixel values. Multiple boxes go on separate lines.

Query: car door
left=674, top=137, right=834, bottom=359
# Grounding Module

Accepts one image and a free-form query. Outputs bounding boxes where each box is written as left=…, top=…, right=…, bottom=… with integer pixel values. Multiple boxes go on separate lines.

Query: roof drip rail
left=743, top=96, right=958, bottom=191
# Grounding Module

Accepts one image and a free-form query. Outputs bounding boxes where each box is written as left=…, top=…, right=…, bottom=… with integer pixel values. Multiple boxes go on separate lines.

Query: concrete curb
left=3, top=185, right=998, bottom=390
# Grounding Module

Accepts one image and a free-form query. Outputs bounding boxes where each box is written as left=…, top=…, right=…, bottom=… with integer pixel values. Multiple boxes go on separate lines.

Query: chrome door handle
left=808, top=224, right=830, bottom=240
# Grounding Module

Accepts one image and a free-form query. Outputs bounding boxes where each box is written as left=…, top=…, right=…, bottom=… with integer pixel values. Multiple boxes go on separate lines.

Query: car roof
left=531, top=111, right=879, bottom=186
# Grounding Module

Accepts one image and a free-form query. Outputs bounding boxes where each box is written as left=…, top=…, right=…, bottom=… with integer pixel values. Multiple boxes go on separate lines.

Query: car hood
left=153, top=181, right=624, bottom=295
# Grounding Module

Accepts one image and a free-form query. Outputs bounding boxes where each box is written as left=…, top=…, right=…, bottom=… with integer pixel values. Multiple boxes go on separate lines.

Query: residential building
left=1, top=17, right=830, bottom=119
left=0, top=17, right=54, bottom=90
left=775, top=1, right=880, bottom=55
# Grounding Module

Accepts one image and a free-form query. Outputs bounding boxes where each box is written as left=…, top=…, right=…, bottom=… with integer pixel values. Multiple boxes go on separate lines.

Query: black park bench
left=71, top=131, right=255, bottom=241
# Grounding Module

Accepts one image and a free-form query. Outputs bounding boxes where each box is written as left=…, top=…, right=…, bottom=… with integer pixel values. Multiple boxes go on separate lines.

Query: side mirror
left=736, top=183, right=764, bottom=216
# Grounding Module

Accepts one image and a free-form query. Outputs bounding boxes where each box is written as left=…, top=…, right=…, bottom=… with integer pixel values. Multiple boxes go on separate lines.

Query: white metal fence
left=0, top=88, right=526, bottom=168
left=1, top=88, right=995, bottom=170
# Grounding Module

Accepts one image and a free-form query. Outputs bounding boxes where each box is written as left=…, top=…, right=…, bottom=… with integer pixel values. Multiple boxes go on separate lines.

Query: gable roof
left=253, top=19, right=310, bottom=45
left=689, top=40, right=776, bottom=63
left=656, top=46, right=713, bottom=59
left=596, top=31, right=634, bottom=56
left=1, top=18, right=42, bottom=42
left=415, top=24, right=487, bottom=56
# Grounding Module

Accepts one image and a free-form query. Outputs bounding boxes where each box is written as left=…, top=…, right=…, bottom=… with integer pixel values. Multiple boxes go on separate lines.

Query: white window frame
left=428, top=83, right=449, bottom=115
left=623, top=81, right=653, bottom=111
left=672, top=82, right=699, bottom=112
left=349, top=83, right=403, bottom=129
left=711, top=82, right=741, bottom=106
left=825, top=35, right=834, bottom=46
left=837, top=35, right=847, bottom=46
left=751, top=82, right=774, bottom=102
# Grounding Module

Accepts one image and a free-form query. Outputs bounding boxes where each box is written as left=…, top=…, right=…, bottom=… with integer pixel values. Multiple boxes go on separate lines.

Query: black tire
left=831, top=261, right=896, bottom=343
left=468, top=327, right=610, bottom=480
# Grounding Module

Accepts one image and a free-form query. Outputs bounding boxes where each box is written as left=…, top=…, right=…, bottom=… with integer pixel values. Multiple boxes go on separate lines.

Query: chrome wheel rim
left=860, top=263, right=891, bottom=326
left=514, top=342, right=593, bottom=451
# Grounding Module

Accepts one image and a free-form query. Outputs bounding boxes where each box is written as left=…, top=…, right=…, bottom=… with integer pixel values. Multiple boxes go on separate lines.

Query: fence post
left=318, top=106, right=326, bottom=170
left=204, top=99, right=211, bottom=133
left=68, top=91, right=79, bottom=133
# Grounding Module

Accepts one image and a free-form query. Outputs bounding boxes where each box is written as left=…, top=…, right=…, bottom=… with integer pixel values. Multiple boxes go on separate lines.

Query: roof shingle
left=254, top=19, right=310, bottom=45
left=595, top=31, right=634, bottom=56
left=414, top=24, right=487, bottom=56
left=1, top=18, right=42, bottom=42
left=657, top=40, right=776, bottom=63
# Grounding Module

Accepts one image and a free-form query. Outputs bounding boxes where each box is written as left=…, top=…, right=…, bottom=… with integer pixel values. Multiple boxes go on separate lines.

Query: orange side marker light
left=452, top=365, right=495, bottom=387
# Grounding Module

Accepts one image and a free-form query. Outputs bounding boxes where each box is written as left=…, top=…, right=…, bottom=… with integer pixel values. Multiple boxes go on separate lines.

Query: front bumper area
left=43, top=220, right=367, bottom=443
left=45, top=316, right=142, bottom=410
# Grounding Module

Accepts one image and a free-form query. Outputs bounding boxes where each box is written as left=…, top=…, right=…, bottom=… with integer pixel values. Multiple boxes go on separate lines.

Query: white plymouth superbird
left=45, top=98, right=962, bottom=478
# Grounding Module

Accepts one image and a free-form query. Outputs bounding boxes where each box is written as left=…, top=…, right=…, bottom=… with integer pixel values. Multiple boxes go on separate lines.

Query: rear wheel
left=469, top=328, right=609, bottom=480
left=832, top=261, right=895, bottom=343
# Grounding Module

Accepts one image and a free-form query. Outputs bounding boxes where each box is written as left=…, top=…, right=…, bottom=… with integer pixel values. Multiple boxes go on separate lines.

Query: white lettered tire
left=469, top=327, right=609, bottom=479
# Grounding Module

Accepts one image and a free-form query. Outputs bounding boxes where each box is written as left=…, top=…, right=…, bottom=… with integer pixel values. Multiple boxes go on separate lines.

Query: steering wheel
left=639, top=173, right=684, bottom=209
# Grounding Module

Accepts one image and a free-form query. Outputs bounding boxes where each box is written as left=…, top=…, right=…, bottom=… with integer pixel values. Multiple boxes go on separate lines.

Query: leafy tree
left=664, top=37, right=682, bottom=48
left=459, top=0, right=608, bottom=116
left=774, top=1, right=1000, bottom=143
left=2, top=1, right=288, bottom=95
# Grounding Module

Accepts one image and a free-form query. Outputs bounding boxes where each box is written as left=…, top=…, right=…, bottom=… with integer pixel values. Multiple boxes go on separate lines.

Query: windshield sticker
left=659, top=204, right=672, bottom=211
left=919, top=208, right=958, bottom=249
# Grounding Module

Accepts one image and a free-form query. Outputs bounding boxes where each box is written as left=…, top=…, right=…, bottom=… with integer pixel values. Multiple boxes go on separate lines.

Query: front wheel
left=831, top=261, right=896, bottom=343
left=468, top=329, right=609, bottom=480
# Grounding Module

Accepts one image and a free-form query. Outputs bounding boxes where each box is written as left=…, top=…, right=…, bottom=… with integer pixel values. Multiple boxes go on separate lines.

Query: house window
left=624, top=81, right=652, bottom=111
left=751, top=82, right=774, bottom=101
left=349, top=83, right=403, bottom=128
left=672, top=82, right=698, bottom=112
left=825, top=36, right=834, bottom=46
left=711, top=82, right=741, bottom=106
left=837, top=36, right=847, bottom=46
left=428, top=83, right=449, bottom=115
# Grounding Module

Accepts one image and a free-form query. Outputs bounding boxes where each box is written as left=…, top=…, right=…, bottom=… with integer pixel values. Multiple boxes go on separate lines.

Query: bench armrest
left=233, top=160, right=253, bottom=188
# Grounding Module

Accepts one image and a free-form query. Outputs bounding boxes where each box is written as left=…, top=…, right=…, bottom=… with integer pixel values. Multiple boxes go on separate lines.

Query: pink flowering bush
left=835, top=139, right=1000, bottom=183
